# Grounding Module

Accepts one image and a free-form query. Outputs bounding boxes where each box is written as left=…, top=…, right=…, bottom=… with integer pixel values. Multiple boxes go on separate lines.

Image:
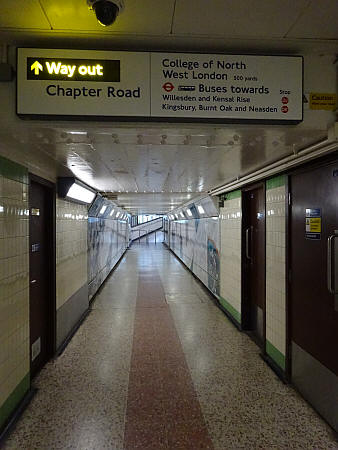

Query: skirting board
left=292, top=341, right=338, bottom=433
left=56, top=283, right=89, bottom=350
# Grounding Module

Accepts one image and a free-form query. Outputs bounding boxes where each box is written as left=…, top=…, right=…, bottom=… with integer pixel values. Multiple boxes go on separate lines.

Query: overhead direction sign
left=18, top=48, right=150, bottom=117
left=17, top=48, right=303, bottom=123
left=27, top=57, right=120, bottom=82
left=150, top=53, right=303, bottom=122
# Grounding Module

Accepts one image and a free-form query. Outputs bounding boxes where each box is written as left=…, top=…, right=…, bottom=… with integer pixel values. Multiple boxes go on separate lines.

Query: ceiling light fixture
left=197, top=205, right=205, bottom=215
left=58, top=177, right=96, bottom=205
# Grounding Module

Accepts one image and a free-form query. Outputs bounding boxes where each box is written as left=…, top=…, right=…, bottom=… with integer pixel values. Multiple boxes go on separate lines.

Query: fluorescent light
left=175, top=214, right=179, bottom=219
left=110, top=209, right=115, bottom=216
left=180, top=211, right=184, bottom=218
left=67, top=183, right=95, bottom=204
left=99, top=205, right=107, bottom=215
left=197, top=205, right=205, bottom=214
left=116, top=212, right=120, bottom=218
left=186, top=208, right=192, bottom=216
left=68, top=131, right=87, bottom=135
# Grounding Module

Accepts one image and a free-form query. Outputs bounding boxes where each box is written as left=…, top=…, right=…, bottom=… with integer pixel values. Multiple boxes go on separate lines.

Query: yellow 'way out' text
left=45, top=62, right=104, bottom=78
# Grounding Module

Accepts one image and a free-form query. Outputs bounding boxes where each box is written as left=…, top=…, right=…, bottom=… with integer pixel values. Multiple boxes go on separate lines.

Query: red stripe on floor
left=124, top=270, right=214, bottom=449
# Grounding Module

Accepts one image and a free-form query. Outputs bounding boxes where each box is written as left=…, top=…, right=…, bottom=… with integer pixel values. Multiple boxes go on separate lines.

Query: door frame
left=286, top=150, right=338, bottom=382
left=29, top=173, right=56, bottom=374
left=241, top=181, right=266, bottom=351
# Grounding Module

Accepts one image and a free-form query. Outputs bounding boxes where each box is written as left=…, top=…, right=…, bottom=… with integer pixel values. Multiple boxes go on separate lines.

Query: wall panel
left=169, top=216, right=220, bottom=297
left=88, top=217, right=129, bottom=300
left=265, top=175, right=287, bottom=370
left=219, top=191, right=242, bottom=324
left=56, top=199, right=88, bottom=349
left=0, top=156, right=30, bottom=430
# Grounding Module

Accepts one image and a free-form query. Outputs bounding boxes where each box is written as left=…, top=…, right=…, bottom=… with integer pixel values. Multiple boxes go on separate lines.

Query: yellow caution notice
left=306, top=217, right=321, bottom=233
left=309, top=93, right=336, bottom=111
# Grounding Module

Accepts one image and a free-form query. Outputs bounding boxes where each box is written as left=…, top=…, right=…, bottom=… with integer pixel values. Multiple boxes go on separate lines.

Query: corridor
left=3, top=241, right=337, bottom=449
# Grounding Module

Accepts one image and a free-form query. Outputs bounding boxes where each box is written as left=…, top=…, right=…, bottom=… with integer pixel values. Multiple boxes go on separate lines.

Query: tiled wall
left=88, top=217, right=129, bottom=299
left=0, top=157, right=30, bottom=430
left=56, top=199, right=88, bottom=349
left=219, top=190, right=242, bottom=324
left=56, top=199, right=88, bottom=310
left=265, top=175, right=287, bottom=371
left=169, top=217, right=220, bottom=296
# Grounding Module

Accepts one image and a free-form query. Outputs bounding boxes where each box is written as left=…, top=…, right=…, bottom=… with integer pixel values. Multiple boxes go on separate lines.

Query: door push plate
left=31, top=243, right=40, bottom=252
left=31, top=208, right=40, bottom=216
left=31, top=337, right=41, bottom=362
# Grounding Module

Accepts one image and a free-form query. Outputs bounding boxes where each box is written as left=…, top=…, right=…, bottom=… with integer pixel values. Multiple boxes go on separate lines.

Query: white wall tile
left=0, top=175, right=29, bottom=411
left=220, top=194, right=242, bottom=317
left=266, top=182, right=287, bottom=357
left=56, top=199, right=88, bottom=310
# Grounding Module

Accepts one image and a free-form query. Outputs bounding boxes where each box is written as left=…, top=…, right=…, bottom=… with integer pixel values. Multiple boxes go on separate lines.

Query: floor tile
left=3, top=243, right=338, bottom=450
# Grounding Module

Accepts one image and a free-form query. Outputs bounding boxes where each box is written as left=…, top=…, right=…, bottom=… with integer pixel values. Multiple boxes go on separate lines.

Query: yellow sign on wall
left=309, top=93, right=336, bottom=111
left=306, top=217, right=321, bottom=233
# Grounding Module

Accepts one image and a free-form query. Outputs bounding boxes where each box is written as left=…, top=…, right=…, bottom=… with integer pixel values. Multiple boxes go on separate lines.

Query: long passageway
left=4, top=241, right=337, bottom=449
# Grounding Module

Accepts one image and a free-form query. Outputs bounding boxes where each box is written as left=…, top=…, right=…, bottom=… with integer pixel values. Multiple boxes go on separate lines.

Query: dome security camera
left=87, top=0, right=124, bottom=27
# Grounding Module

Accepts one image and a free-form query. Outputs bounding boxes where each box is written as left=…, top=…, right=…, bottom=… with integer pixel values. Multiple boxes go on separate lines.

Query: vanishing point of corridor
left=4, top=237, right=337, bottom=450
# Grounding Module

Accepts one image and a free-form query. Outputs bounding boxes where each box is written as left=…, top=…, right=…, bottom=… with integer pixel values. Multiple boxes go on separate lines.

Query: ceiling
left=0, top=122, right=329, bottom=213
left=0, top=0, right=337, bottom=53
left=0, top=0, right=337, bottom=214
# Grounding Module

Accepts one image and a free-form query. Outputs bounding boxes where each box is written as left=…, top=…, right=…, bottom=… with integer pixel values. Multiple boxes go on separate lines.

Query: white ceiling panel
left=173, top=0, right=310, bottom=38
left=110, top=193, right=197, bottom=214
left=0, top=0, right=51, bottom=29
left=40, top=0, right=175, bottom=33
left=0, top=122, right=328, bottom=214
left=0, top=0, right=336, bottom=57
left=287, top=0, right=338, bottom=39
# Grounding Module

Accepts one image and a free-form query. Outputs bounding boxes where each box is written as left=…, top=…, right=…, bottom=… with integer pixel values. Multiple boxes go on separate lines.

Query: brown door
left=242, top=185, right=266, bottom=346
left=29, top=179, right=54, bottom=377
left=290, top=158, right=338, bottom=431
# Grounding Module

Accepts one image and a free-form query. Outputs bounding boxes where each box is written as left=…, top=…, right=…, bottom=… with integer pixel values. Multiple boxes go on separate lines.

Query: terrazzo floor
left=3, top=237, right=338, bottom=449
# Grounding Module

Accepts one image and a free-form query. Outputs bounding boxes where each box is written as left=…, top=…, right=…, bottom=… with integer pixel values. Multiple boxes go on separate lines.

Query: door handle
left=30, top=279, right=37, bottom=284
left=245, top=227, right=253, bottom=261
left=327, top=232, right=338, bottom=294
